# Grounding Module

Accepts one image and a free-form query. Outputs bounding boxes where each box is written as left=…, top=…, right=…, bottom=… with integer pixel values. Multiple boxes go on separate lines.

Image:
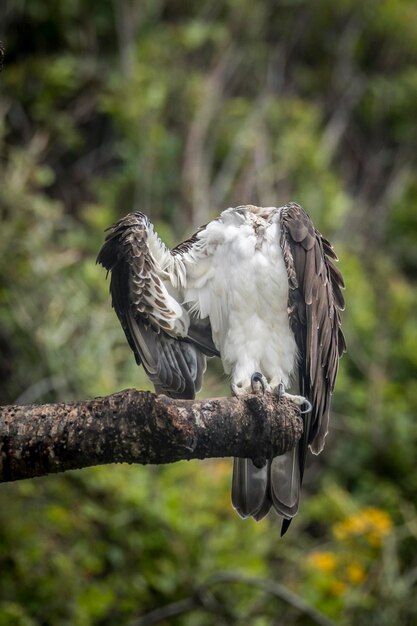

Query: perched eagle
left=97, top=203, right=345, bottom=535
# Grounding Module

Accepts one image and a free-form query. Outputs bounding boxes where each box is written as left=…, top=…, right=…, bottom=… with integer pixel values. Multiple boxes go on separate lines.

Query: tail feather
left=270, top=447, right=300, bottom=518
left=280, top=517, right=293, bottom=536
left=231, top=458, right=270, bottom=519
left=270, top=447, right=301, bottom=536
left=231, top=447, right=301, bottom=532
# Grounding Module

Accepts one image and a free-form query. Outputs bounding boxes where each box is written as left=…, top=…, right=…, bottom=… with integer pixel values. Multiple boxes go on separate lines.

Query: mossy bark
left=0, top=390, right=302, bottom=482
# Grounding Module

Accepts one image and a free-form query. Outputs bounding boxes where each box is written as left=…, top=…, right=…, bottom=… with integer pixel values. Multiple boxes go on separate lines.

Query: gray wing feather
left=280, top=203, right=345, bottom=456
left=97, top=212, right=214, bottom=399
left=271, top=203, right=345, bottom=533
left=271, top=380, right=309, bottom=535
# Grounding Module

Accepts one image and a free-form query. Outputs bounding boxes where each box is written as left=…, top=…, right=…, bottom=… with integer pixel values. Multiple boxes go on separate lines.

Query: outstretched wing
left=280, top=203, right=346, bottom=458
left=97, top=212, right=217, bottom=399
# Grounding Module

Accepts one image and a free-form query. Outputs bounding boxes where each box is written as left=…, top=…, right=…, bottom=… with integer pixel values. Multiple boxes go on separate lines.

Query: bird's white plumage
left=179, top=206, right=298, bottom=390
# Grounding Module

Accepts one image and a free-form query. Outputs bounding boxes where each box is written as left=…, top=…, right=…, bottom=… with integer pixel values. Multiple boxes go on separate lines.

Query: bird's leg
left=277, top=381, right=285, bottom=397
left=250, top=371, right=270, bottom=394
left=231, top=383, right=245, bottom=397
left=231, top=372, right=271, bottom=397
left=275, top=382, right=312, bottom=413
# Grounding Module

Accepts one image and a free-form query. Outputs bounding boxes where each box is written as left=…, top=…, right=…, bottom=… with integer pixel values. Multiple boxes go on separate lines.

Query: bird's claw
left=300, top=398, right=312, bottom=414
left=231, top=383, right=246, bottom=397
left=231, top=372, right=271, bottom=397
left=282, top=392, right=312, bottom=414
left=251, top=371, right=268, bottom=394
left=277, top=382, right=285, bottom=397
left=275, top=383, right=312, bottom=414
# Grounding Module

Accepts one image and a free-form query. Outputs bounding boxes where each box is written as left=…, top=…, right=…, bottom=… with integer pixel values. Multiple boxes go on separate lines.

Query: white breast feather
left=181, top=207, right=298, bottom=389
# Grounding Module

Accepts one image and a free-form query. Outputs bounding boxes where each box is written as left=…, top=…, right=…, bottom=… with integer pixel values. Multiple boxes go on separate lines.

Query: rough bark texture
left=0, top=389, right=303, bottom=483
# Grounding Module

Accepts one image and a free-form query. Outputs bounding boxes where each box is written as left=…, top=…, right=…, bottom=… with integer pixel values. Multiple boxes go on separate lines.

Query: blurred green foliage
left=0, top=0, right=417, bottom=624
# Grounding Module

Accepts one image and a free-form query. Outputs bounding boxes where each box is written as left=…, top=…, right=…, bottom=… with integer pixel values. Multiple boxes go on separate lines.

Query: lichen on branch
left=0, top=390, right=303, bottom=483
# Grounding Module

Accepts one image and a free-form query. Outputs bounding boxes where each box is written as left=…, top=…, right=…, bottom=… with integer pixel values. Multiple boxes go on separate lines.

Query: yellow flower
left=333, top=507, right=393, bottom=546
left=364, top=507, right=393, bottom=545
left=307, top=551, right=337, bottom=573
left=345, top=562, right=366, bottom=584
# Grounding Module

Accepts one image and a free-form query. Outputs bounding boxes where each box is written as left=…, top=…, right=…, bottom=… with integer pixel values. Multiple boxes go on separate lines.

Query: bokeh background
left=1, top=1, right=417, bottom=624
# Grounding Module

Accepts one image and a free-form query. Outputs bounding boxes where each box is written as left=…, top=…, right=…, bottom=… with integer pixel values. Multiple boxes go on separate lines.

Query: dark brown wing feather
left=97, top=212, right=216, bottom=399
left=280, top=203, right=345, bottom=459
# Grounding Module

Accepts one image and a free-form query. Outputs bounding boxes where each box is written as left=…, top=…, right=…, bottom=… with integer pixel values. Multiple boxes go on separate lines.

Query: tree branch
left=129, top=571, right=337, bottom=626
left=0, top=389, right=303, bottom=483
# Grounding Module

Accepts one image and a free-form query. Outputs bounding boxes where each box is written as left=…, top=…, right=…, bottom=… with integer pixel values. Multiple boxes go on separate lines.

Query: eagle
left=97, top=203, right=345, bottom=535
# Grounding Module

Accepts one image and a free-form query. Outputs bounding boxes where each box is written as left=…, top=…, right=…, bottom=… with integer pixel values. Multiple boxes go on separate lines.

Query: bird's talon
left=277, top=382, right=285, bottom=397
left=300, top=399, right=312, bottom=414
left=231, top=383, right=245, bottom=397
left=251, top=372, right=266, bottom=394
left=281, top=392, right=312, bottom=413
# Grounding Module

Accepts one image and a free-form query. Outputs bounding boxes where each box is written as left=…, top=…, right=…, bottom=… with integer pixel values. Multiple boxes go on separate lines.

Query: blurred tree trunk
left=0, top=390, right=302, bottom=483
left=182, top=46, right=242, bottom=226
